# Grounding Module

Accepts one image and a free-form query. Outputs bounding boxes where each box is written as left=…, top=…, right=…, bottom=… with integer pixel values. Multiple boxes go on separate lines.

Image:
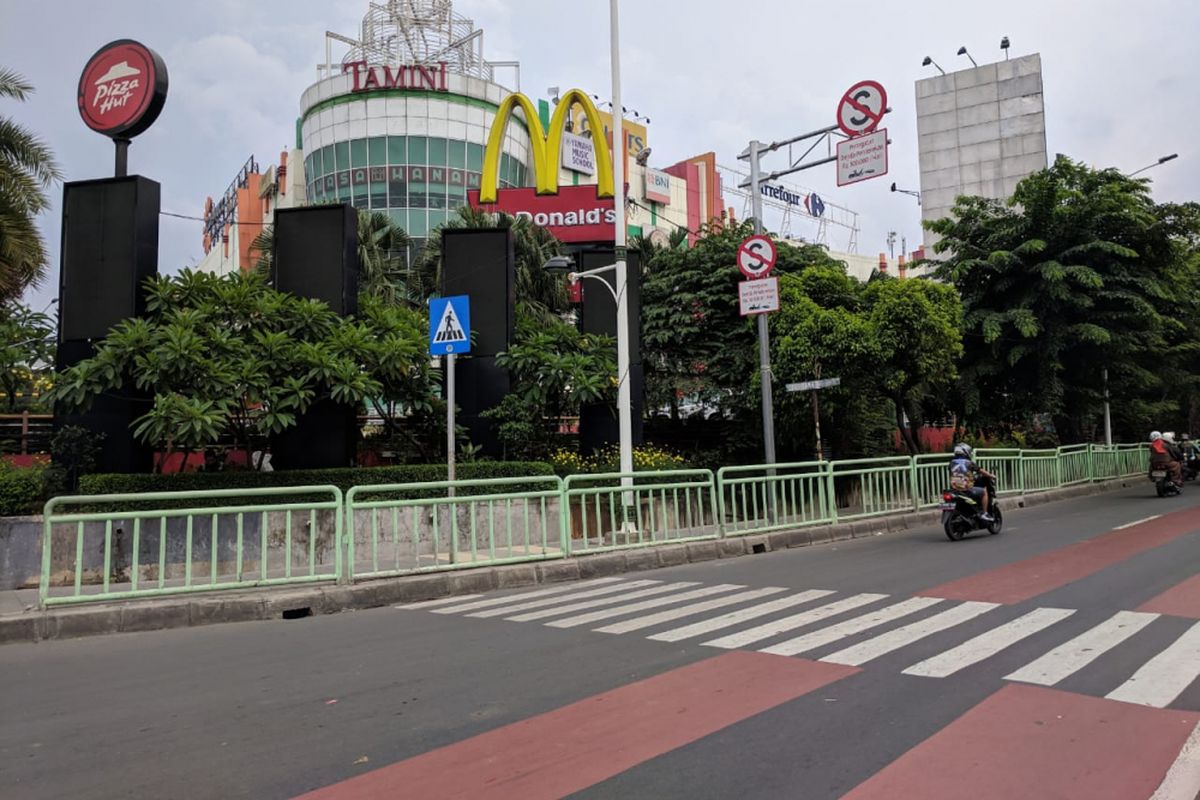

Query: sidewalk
left=0, top=478, right=1137, bottom=646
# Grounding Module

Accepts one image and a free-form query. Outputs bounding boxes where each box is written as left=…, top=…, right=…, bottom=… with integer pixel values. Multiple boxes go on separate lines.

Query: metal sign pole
left=813, top=363, right=823, bottom=460
left=748, top=141, right=777, bottom=469
left=446, top=353, right=457, bottom=486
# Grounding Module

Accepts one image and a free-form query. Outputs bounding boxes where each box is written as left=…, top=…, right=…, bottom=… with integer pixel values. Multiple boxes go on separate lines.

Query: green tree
left=413, top=205, right=568, bottom=317
left=0, top=68, right=61, bottom=301
left=51, top=270, right=435, bottom=471
left=248, top=209, right=412, bottom=304
left=0, top=299, right=54, bottom=411
left=928, top=156, right=1183, bottom=440
left=864, top=277, right=963, bottom=453
left=484, top=308, right=617, bottom=460
left=640, top=220, right=844, bottom=427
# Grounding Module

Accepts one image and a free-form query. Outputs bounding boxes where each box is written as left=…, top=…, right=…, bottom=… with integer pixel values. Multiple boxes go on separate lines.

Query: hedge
left=0, top=467, right=45, bottom=516
left=76, top=461, right=556, bottom=504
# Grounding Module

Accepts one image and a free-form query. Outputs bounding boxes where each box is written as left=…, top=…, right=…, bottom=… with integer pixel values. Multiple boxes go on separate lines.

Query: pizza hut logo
left=78, top=39, right=168, bottom=138
left=91, top=61, right=141, bottom=116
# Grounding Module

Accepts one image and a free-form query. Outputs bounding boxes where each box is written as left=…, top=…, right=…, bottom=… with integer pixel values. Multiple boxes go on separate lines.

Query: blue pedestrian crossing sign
left=429, top=295, right=471, bottom=355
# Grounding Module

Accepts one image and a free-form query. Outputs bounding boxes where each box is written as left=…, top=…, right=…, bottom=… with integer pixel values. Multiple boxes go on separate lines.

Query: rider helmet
left=953, top=443, right=972, bottom=458
left=1165, top=432, right=1176, bottom=443
left=1150, top=431, right=1163, bottom=441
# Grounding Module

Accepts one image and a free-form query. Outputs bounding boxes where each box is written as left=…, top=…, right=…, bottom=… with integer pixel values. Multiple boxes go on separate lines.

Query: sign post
left=786, top=374, right=841, bottom=461
left=77, top=39, right=170, bottom=177
left=739, top=224, right=779, bottom=473
left=429, top=295, right=471, bottom=497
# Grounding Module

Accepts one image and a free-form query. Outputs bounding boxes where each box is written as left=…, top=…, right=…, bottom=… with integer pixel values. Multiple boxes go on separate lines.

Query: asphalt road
left=3, top=484, right=1200, bottom=799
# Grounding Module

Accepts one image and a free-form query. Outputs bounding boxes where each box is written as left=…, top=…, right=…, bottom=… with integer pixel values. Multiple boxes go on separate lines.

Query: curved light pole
left=610, top=0, right=634, bottom=501
left=1129, top=153, right=1179, bottom=176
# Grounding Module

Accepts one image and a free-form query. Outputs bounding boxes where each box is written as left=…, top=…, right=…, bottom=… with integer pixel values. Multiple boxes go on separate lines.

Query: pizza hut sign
left=77, top=39, right=168, bottom=139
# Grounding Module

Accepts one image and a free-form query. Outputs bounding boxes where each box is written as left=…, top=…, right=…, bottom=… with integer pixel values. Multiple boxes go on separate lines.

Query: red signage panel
left=77, top=39, right=168, bottom=139
left=468, top=185, right=616, bottom=243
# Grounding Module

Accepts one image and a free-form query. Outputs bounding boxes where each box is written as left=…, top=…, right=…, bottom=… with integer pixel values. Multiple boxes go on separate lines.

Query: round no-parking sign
left=738, top=234, right=777, bottom=280
left=837, top=80, right=887, bottom=138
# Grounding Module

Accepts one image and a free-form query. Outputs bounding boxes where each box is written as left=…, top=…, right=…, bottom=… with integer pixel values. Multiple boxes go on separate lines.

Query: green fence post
left=825, top=461, right=839, bottom=525
left=1018, top=452, right=1027, bottom=495
left=1055, top=448, right=1064, bottom=487
left=909, top=457, right=920, bottom=512
left=559, top=476, right=571, bottom=557
left=715, top=468, right=728, bottom=537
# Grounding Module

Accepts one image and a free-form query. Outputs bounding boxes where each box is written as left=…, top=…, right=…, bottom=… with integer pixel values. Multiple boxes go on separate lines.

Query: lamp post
left=610, top=0, right=634, bottom=488
left=1129, top=153, right=1179, bottom=176
left=921, top=56, right=946, bottom=75
left=890, top=182, right=922, bottom=205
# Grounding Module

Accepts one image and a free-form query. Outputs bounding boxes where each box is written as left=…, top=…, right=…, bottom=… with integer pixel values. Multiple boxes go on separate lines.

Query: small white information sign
left=739, top=277, right=780, bottom=316
left=837, top=128, right=888, bottom=186
left=561, top=131, right=597, bottom=175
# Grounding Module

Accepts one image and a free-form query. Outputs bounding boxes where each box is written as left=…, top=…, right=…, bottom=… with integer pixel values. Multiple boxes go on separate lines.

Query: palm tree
left=248, top=209, right=411, bottom=305
left=0, top=67, right=60, bottom=301
left=412, top=205, right=568, bottom=317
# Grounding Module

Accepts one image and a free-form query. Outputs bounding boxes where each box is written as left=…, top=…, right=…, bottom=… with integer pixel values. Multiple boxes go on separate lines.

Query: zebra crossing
left=399, top=577, right=1200, bottom=709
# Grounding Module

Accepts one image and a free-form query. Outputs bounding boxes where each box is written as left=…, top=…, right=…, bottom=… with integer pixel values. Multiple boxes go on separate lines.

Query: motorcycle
left=1150, top=467, right=1182, bottom=497
left=940, top=477, right=1003, bottom=541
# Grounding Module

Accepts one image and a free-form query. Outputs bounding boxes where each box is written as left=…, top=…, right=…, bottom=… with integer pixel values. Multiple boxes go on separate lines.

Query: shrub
left=0, top=464, right=45, bottom=516
left=76, top=461, right=555, bottom=502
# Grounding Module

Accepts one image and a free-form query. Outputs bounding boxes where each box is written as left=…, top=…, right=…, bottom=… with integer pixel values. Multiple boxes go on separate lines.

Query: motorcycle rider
left=1149, top=431, right=1184, bottom=488
left=949, top=443, right=997, bottom=523
left=1179, top=433, right=1199, bottom=474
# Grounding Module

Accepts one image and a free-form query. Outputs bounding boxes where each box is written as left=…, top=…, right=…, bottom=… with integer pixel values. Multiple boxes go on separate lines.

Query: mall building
left=198, top=0, right=730, bottom=275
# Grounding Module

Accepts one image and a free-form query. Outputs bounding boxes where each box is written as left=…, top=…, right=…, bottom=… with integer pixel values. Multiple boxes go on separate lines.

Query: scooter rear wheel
left=944, top=519, right=966, bottom=541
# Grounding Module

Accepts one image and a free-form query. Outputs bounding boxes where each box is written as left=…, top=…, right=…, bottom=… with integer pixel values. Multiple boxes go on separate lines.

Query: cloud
left=93, top=61, right=140, bottom=84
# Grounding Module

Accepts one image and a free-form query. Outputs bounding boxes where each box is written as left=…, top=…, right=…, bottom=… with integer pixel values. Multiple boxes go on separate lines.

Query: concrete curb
left=0, top=478, right=1135, bottom=646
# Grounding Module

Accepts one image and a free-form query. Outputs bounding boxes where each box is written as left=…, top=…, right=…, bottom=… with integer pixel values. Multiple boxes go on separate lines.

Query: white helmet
left=1150, top=431, right=1163, bottom=441
left=1164, top=432, right=1176, bottom=443
left=954, top=443, right=972, bottom=458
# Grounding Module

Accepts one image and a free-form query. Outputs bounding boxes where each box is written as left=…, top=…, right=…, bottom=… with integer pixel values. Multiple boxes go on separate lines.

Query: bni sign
left=561, top=130, right=597, bottom=175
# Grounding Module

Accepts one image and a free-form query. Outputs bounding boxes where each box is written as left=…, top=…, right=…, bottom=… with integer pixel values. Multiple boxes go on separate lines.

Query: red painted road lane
left=293, top=652, right=856, bottom=800
left=1138, top=574, right=1200, bottom=619
left=842, top=684, right=1198, bottom=800
left=921, top=509, right=1200, bottom=604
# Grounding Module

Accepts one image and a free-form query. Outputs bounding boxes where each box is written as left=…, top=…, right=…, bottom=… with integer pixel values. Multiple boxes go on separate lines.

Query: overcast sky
left=4, top=0, right=1197, bottom=309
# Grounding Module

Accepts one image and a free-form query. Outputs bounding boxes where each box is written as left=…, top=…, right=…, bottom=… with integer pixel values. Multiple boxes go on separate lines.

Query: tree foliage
left=484, top=308, right=617, bottom=461
left=928, top=156, right=1199, bottom=440
left=640, top=220, right=844, bottom=426
left=0, top=67, right=61, bottom=301
left=51, top=270, right=435, bottom=471
left=0, top=299, right=53, bottom=411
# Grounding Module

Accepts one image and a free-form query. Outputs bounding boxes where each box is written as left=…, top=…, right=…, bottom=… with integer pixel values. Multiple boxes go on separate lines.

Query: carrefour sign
left=761, top=182, right=804, bottom=207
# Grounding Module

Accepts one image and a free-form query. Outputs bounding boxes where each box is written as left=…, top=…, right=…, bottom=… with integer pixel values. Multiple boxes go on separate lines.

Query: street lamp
left=610, top=0, right=634, bottom=491
left=957, top=46, right=978, bottom=67
left=890, top=182, right=922, bottom=205
left=1129, top=153, right=1179, bottom=176
left=922, top=56, right=946, bottom=75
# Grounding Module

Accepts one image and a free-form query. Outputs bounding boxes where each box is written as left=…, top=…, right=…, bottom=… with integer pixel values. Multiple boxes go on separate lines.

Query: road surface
left=3, top=484, right=1199, bottom=799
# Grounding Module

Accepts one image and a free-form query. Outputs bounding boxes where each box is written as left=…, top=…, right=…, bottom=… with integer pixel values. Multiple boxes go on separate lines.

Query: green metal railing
left=718, top=461, right=831, bottom=535
left=40, top=486, right=343, bottom=607
left=564, top=470, right=719, bottom=554
left=344, top=476, right=565, bottom=579
left=35, top=443, right=1150, bottom=607
left=832, top=457, right=916, bottom=521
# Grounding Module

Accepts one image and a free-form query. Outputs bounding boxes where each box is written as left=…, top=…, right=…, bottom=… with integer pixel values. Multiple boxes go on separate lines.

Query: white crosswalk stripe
left=595, top=587, right=789, bottom=635
left=646, top=590, right=836, bottom=643
left=398, top=577, right=1200, bottom=709
left=464, top=579, right=660, bottom=618
left=428, top=578, right=624, bottom=614
left=1106, top=620, right=1200, bottom=708
left=820, top=601, right=1000, bottom=666
left=505, top=582, right=701, bottom=622
left=903, top=607, right=1077, bottom=678
left=703, top=593, right=889, bottom=650
left=1005, top=610, right=1159, bottom=686
left=545, top=584, right=746, bottom=629
left=398, top=593, right=484, bottom=610
left=758, top=596, right=943, bottom=656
